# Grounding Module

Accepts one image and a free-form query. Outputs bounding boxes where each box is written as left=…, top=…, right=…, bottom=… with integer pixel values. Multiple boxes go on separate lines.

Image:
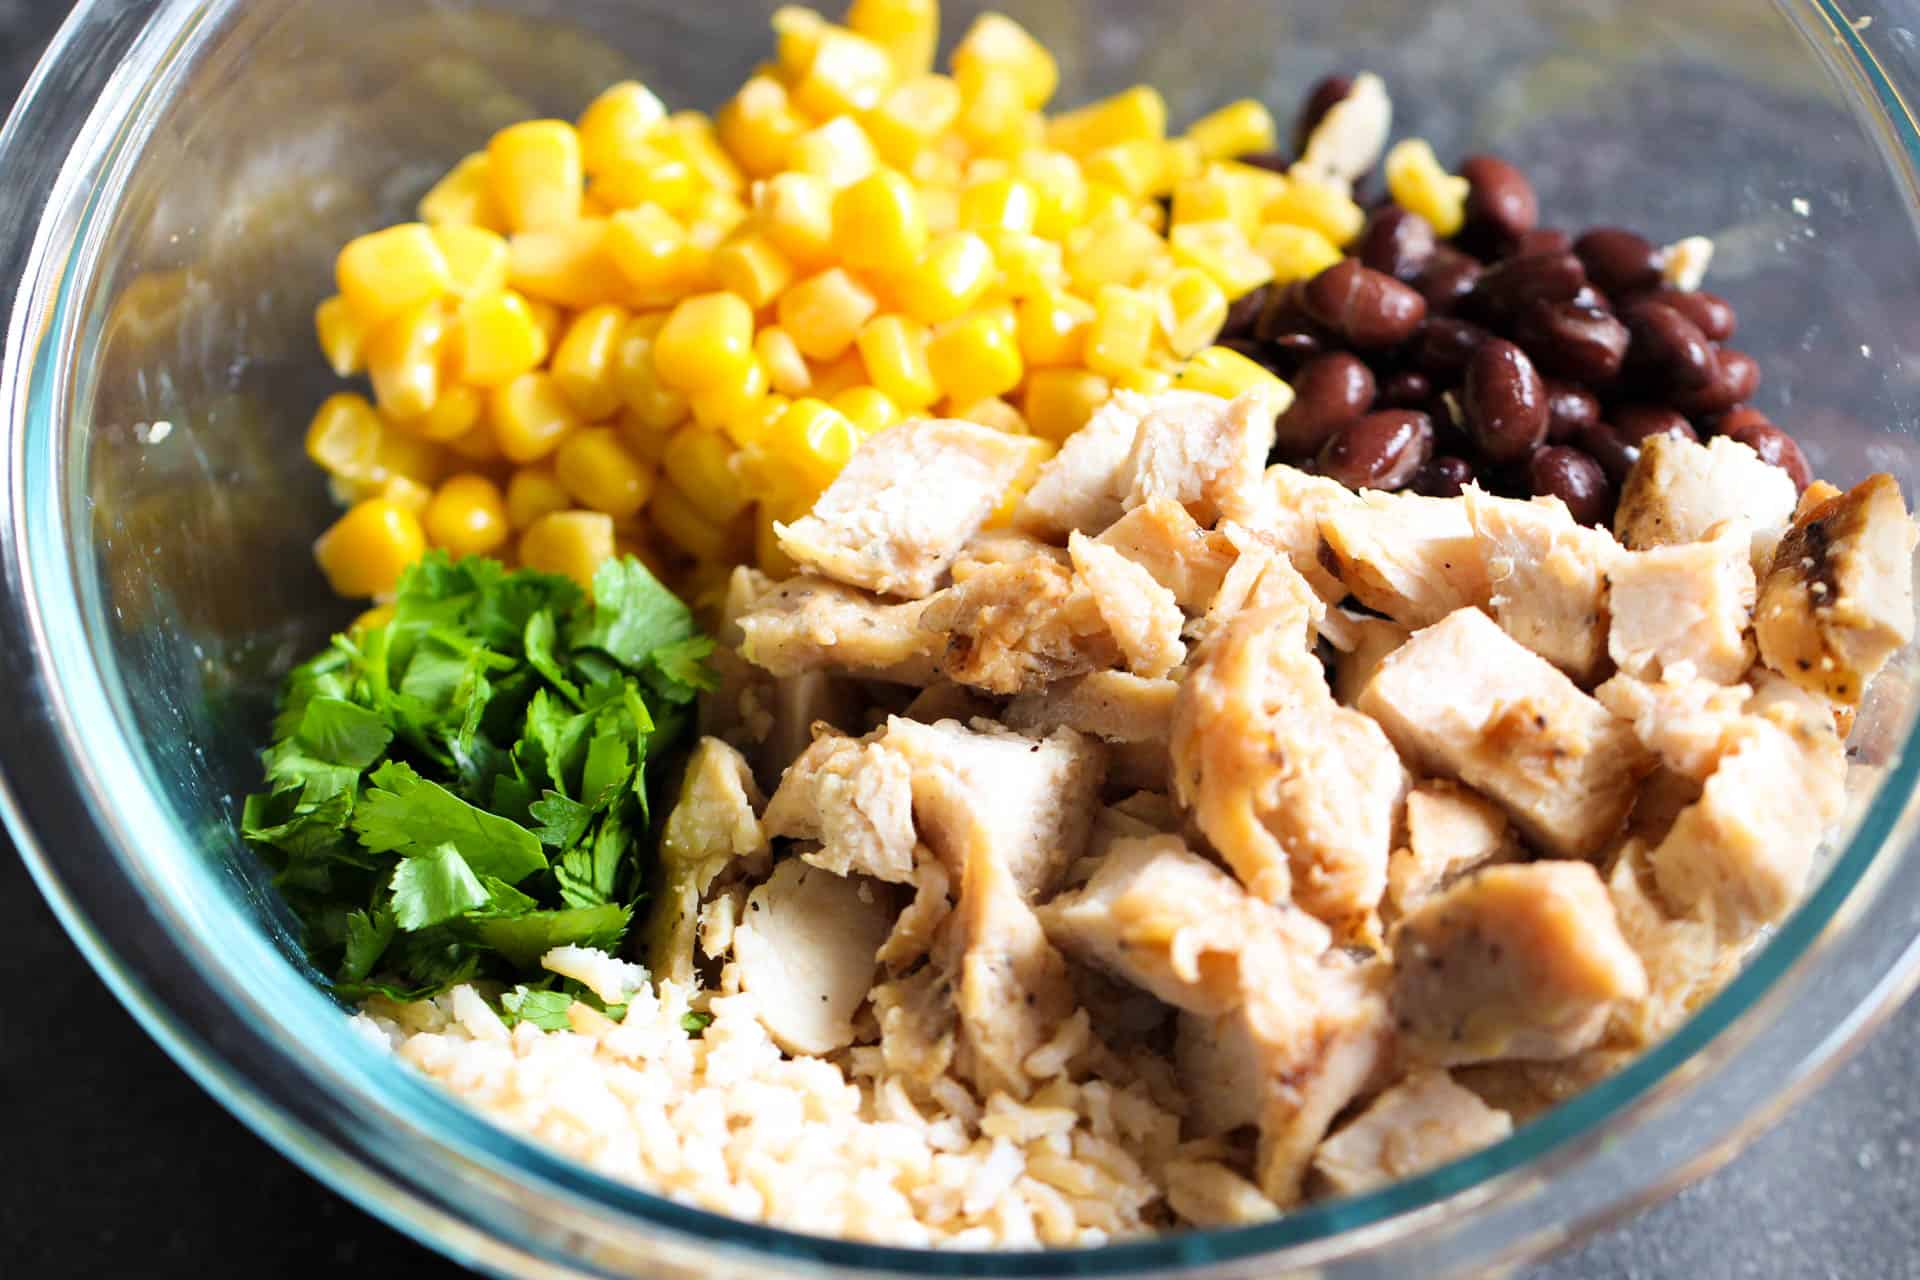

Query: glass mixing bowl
left=5, top=0, right=1920, bottom=1274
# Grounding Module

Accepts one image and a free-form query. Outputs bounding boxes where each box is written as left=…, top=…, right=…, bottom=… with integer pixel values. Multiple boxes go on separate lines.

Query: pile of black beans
left=1219, top=77, right=1813, bottom=525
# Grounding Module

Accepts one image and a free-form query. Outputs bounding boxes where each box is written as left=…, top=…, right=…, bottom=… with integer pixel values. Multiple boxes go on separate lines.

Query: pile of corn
left=305, top=0, right=1368, bottom=604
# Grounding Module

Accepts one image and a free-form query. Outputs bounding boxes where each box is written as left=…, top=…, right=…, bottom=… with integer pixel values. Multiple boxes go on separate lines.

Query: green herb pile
left=241, top=552, right=713, bottom=1003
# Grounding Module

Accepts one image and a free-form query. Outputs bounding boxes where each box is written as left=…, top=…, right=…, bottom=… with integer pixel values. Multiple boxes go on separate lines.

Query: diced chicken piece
left=1124, top=390, right=1276, bottom=525
left=1173, top=604, right=1405, bottom=932
left=1003, top=670, right=1177, bottom=743
left=1320, top=490, right=1488, bottom=627
left=1624, top=767, right=1704, bottom=847
left=877, top=852, right=952, bottom=971
left=1294, top=71, right=1392, bottom=189
left=733, top=859, right=893, bottom=1055
left=736, top=576, right=943, bottom=684
left=1068, top=531, right=1187, bottom=677
left=1391, top=863, right=1649, bottom=1066
left=1109, top=738, right=1172, bottom=793
left=1222, top=464, right=1362, bottom=604
left=1175, top=1007, right=1267, bottom=1137
left=748, top=671, right=865, bottom=793
left=1466, top=488, right=1619, bottom=682
left=1358, top=608, right=1650, bottom=860
left=699, top=568, right=782, bottom=753
left=882, top=716, right=1104, bottom=899
left=1385, top=781, right=1518, bottom=921
left=1163, top=1160, right=1282, bottom=1227
left=1604, top=840, right=1734, bottom=1048
left=899, top=680, right=995, bottom=726
left=1798, top=479, right=1844, bottom=519
left=1014, top=391, right=1158, bottom=538
left=1199, top=522, right=1331, bottom=643
left=871, top=961, right=956, bottom=1083
left=762, top=731, right=918, bottom=884
left=1096, top=498, right=1236, bottom=611
left=950, top=528, right=1069, bottom=581
left=1039, top=835, right=1334, bottom=1017
left=1609, top=519, right=1756, bottom=684
left=1311, top=1071, right=1514, bottom=1197
left=1595, top=672, right=1752, bottom=782
left=775, top=419, right=1034, bottom=598
left=1331, top=613, right=1411, bottom=706
left=1756, top=473, right=1917, bottom=706
left=919, top=555, right=1121, bottom=695
left=1613, top=434, right=1797, bottom=572
left=646, top=738, right=770, bottom=984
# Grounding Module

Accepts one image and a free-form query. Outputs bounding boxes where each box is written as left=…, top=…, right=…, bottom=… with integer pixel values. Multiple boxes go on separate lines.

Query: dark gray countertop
left=3, top=2, right=1919, bottom=1277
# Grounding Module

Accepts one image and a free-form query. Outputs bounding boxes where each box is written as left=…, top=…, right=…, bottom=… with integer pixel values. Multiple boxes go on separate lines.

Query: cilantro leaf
left=390, top=844, right=491, bottom=930
left=529, top=790, right=592, bottom=850
left=573, top=557, right=697, bottom=670
left=340, top=907, right=397, bottom=983
left=354, top=760, right=546, bottom=884
left=294, top=696, right=393, bottom=769
left=524, top=610, right=582, bottom=707
left=681, top=1011, right=714, bottom=1036
left=647, top=635, right=719, bottom=702
left=472, top=902, right=632, bottom=968
left=500, top=986, right=576, bottom=1031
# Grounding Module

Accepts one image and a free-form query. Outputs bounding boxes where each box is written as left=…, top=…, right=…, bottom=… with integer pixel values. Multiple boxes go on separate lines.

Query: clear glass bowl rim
left=4, top=1, right=1920, bottom=1276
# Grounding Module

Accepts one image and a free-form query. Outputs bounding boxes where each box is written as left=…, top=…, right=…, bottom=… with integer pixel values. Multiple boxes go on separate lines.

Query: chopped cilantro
left=681, top=1011, right=714, bottom=1037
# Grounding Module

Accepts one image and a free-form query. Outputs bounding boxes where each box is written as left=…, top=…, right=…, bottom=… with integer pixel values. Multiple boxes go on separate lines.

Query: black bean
left=1356, top=206, right=1437, bottom=282
left=1465, top=251, right=1588, bottom=327
left=1218, top=282, right=1272, bottom=341
left=1574, top=227, right=1663, bottom=296
left=1613, top=403, right=1697, bottom=445
left=1569, top=283, right=1611, bottom=312
left=1507, top=227, right=1572, bottom=259
left=1622, top=299, right=1715, bottom=393
left=1513, top=300, right=1630, bottom=383
left=1291, top=75, right=1355, bottom=156
left=1413, top=455, right=1476, bottom=498
left=1544, top=380, right=1601, bottom=441
left=1575, top=421, right=1640, bottom=486
left=1463, top=338, right=1549, bottom=463
left=1316, top=410, right=1435, bottom=490
left=1275, top=353, right=1377, bottom=455
left=1706, top=405, right=1771, bottom=437
left=1528, top=446, right=1613, bottom=524
left=1723, top=419, right=1813, bottom=492
left=1256, top=332, right=1325, bottom=376
left=1301, top=259, right=1428, bottom=347
left=1461, top=154, right=1539, bottom=247
left=1254, top=281, right=1314, bottom=340
left=1417, top=245, right=1485, bottom=312
left=1672, top=346, right=1760, bottom=416
left=1648, top=288, right=1736, bottom=342
left=1414, top=316, right=1491, bottom=377
left=1379, top=369, right=1434, bottom=409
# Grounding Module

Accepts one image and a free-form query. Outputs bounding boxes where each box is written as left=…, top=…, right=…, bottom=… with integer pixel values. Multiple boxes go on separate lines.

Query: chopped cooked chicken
left=762, top=731, right=918, bottom=884
left=881, top=716, right=1104, bottom=900
left=1595, top=672, right=1751, bottom=782
left=1385, top=782, right=1517, bottom=921
left=1358, top=608, right=1649, bottom=860
left=748, top=670, right=865, bottom=792
left=1331, top=612, right=1411, bottom=706
left=950, top=528, right=1069, bottom=580
left=876, top=852, right=952, bottom=971
left=899, top=680, right=995, bottom=726
left=1319, top=490, right=1488, bottom=627
left=1756, top=473, right=1917, bottom=706
left=646, top=738, right=770, bottom=984
left=1613, top=434, right=1798, bottom=572
left=1003, top=669, right=1177, bottom=744
left=1608, top=518, right=1756, bottom=684
left=919, top=555, right=1121, bottom=695
left=1311, top=1070, right=1513, bottom=1197
left=1123, top=390, right=1276, bottom=525
left=775, top=419, right=1035, bottom=598
left=733, top=858, right=893, bottom=1055
left=1096, top=497, right=1236, bottom=611
left=1173, top=603, right=1405, bottom=933
left=871, top=961, right=956, bottom=1083
left=1039, top=834, right=1334, bottom=1016
left=1163, top=1160, right=1282, bottom=1227
left=1068, top=531, right=1187, bottom=677
left=1014, top=391, right=1158, bottom=538
left=1603, top=840, right=1734, bottom=1048
left=1466, top=488, right=1617, bottom=682
left=1222, top=464, right=1363, bottom=604
left=1198, top=522, right=1333, bottom=644
left=1391, top=863, right=1649, bottom=1066
left=736, top=575, right=943, bottom=684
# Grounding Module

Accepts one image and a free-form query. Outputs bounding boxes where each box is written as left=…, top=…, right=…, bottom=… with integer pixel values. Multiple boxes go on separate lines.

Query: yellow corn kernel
left=1085, top=284, right=1156, bottom=380
left=862, top=73, right=961, bottom=165
left=336, top=223, right=451, bottom=328
left=519, top=510, right=616, bottom=589
left=750, top=498, right=797, bottom=575
left=618, top=406, right=678, bottom=467
left=508, top=219, right=617, bottom=309
left=1111, top=364, right=1170, bottom=394
left=418, top=153, right=505, bottom=230
left=854, top=314, right=937, bottom=408
left=727, top=392, right=791, bottom=450
left=958, top=177, right=1038, bottom=235
left=588, top=139, right=698, bottom=215
left=986, top=435, right=1056, bottom=525
left=845, top=0, right=938, bottom=77
left=981, top=228, right=1063, bottom=298
left=792, top=27, right=896, bottom=119
left=315, top=294, right=368, bottom=377
left=577, top=81, right=668, bottom=178
left=1021, top=368, right=1111, bottom=444
left=1048, top=86, right=1167, bottom=155
left=1173, top=344, right=1295, bottom=417
left=1082, top=140, right=1168, bottom=202
left=955, top=69, right=1038, bottom=158
left=758, top=171, right=837, bottom=269
left=455, top=289, right=548, bottom=387
left=611, top=314, right=692, bottom=430
left=551, top=304, right=631, bottom=421
left=665, top=111, right=748, bottom=194
left=554, top=426, right=656, bottom=519
left=830, top=385, right=900, bottom=435
left=487, top=120, right=583, bottom=232
left=788, top=115, right=879, bottom=188
left=430, top=224, right=511, bottom=298
left=1016, top=289, right=1095, bottom=367
left=377, top=474, right=434, bottom=516
left=1253, top=222, right=1344, bottom=285
left=1012, top=150, right=1086, bottom=239
left=803, top=348, right=866, bottom=400
left=650, top=480, right=732, bottom=561
left=832, top=170, right=928, bottom=275
left=315, top=498, right=428, bottom=599
left=1066, top=215, right=1167, bottom=293
left=927, top=310, right=1022, bottom=407
left=491, top=371, right=584, bottom=463
left=688, top=355, right=770, bottom=430
left=305, top=393, right=387, bottom=479
left=1186, top=99, right=1278, bottom=162
left=777, top=268, right=878, bottom=360
left=1266, top=172, right=1367, bottom=247
left=367, top=302, right=450, bottom=421
left=907, top=138, right=966, bottom=190
left=771, top=5, right=830, bottom=78
left=447, top=418, right=504, bottom=463
left=755, top=326, right=812, bottom=396
left=506, top=467, right=571, bottom=530
left=949, top=395, right=1027, bottom=436
left=705, top=232, right=790, bottom=310
left=654, top=292, right=756, bottom=391
left=526, top=297, right=566, bottom=350
left=661, top=425, right=750, bottom=524
left=767, top=397, right=861, bottom=493
left=918, top=183, right=960, bottom=236
left=599, top=206, right=688, bottom=302
left=1173, top=170, right=1259, bottom=235
left=1169, top=220, right=1274, bottom=298
left=425, top=473, right=511, bottom=557
left=952, top=13, right=1058, bottom=109
left=717, top=76, right=806, bottom=178
left=893, top=231, right=994, bottom=325
left=1384, top=138, right=1469, bottom=238
left=399, top=383, right=484, bottom=444
left=1157, top=267, right=1230, bottom=358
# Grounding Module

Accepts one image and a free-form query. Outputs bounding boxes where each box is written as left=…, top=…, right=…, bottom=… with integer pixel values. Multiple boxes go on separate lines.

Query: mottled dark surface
left=4, top=2, right=1920, bottom=1277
